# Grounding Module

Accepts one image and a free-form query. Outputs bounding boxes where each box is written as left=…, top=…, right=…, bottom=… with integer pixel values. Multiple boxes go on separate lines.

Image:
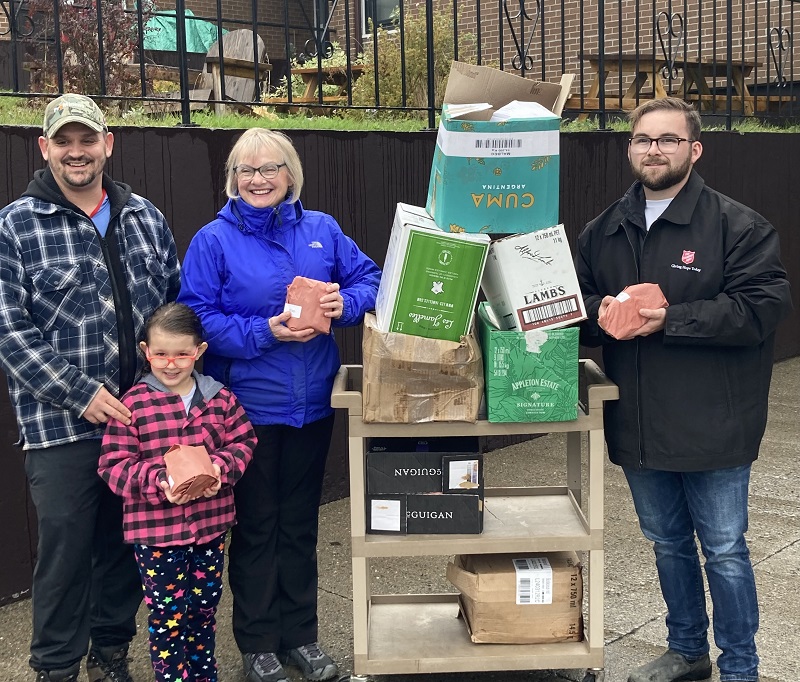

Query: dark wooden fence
left=0, top=125, right=798, bottom=604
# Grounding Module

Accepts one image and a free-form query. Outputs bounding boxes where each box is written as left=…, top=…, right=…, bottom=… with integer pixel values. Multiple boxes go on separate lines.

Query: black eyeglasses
left=629, top=136, right=694, bottom=154
left=235, top=163, right=287, bottom=180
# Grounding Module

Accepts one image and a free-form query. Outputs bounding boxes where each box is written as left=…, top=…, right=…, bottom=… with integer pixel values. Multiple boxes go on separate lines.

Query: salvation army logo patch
left=681, top=250, right=695, bottom=265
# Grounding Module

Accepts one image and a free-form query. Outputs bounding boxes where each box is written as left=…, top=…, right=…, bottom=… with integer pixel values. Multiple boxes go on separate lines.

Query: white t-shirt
left=645, top=198, right=673, bottom=230
left=180, top=382, right=197, bottom=414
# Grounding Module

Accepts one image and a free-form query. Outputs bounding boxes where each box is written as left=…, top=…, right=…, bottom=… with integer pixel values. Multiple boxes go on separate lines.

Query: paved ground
left=1, top=357, right=797, bottom=682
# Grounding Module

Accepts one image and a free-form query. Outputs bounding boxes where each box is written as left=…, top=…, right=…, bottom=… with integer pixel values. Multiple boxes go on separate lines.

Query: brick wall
left=184, top=0, right=312, bottom=60
left=324, top=0, right=800, bottom=96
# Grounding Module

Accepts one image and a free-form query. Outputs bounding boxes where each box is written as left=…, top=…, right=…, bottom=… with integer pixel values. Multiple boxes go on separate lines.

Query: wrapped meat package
left=163, top=444, right=218, bottom=499
left=284, top=276, right=331, bottom=334
left=598, top=283, right=669, bottom=340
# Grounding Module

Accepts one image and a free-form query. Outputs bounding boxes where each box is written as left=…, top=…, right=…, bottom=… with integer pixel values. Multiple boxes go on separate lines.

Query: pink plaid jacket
left=99, top=372, right=256, bottom=546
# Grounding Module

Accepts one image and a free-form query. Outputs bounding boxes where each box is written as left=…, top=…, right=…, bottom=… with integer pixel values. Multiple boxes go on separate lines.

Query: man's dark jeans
left=24, top=439, right=141, bottom=671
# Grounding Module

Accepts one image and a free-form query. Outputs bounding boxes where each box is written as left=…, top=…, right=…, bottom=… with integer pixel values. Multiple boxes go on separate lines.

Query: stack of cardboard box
left=365, top=436, right=483, bottom=535
left=365, top=62, right=583, bottom=426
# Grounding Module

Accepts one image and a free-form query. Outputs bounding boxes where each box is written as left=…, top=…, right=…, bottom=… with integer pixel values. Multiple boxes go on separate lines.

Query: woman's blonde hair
left=224, top=128, right=304, bottom=202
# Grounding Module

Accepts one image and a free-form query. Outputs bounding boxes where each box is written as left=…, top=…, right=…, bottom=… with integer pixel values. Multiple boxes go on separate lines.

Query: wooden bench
left=264, top=95, right=348, bottom=114
left=684, top=93, right=796, bottom=113
left=124, top=63, right=204, bottom=86
left=564, top=95, right=645, bottom=112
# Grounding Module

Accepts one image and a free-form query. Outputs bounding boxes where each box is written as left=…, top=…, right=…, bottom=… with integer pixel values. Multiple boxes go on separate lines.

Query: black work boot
left=86, top=643, right=132, bottom=682
left=628, top=650, right=712, bottom=682
left=34, top=663, right=80, bottom=682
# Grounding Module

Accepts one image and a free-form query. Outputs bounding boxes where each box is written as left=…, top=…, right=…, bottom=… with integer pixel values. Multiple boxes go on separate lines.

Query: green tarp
left=144, top=9, right=226, bottom=54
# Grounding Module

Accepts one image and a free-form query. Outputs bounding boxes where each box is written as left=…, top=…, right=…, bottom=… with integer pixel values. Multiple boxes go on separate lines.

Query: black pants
left=24, top=440, right=142, bottom=671
left=229, top=415, right=335, bottom=653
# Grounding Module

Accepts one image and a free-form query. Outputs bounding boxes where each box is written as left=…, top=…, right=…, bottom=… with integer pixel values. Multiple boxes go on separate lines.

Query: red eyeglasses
left=144, top=348, right=201, bottom=369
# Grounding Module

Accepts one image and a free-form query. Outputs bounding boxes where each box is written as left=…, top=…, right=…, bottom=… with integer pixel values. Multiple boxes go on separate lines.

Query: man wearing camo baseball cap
left=0, top=94, right=181, bottom=682
left=42, top=93, right=107, bottom=138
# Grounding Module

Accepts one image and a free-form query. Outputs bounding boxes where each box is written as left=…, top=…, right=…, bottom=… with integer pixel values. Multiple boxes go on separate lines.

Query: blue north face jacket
left=178, top=197, right=380, bottom=427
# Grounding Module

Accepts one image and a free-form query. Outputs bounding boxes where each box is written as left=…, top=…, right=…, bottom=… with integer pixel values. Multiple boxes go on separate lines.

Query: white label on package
left=513, top=557, right=553, bottom=605
left=436, top=126, right=559, bottom=158
left=615, top=291, right=631, bottom=303
left=283, top=303, right=302, bottom=318
left=370, top=499, right=402, bottom=532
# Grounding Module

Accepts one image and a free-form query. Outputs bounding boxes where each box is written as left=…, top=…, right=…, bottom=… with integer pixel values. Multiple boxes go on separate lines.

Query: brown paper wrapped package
left=284, top=276, right=331, bottom=334
left=163, top=444, right=218, bottom=499
left=598, top=283, right=669, bottom=340
left=361, top=312, right=483, bottom=423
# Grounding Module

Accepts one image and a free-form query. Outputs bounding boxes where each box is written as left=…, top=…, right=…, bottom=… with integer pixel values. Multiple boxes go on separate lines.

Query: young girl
left=99, top=302, right=257, bottom=682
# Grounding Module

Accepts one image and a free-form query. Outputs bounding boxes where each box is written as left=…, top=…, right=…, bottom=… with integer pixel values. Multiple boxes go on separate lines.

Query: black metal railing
left=1, top=0, right=798, bottom=128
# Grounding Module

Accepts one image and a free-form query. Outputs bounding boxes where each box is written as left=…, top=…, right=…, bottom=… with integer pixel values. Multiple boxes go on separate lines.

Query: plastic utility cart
left=330, top=359, right=619, bottom=682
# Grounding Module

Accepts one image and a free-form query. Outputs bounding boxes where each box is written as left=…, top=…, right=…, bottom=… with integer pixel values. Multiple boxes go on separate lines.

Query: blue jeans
left=622, top=465, right=759, bottom=682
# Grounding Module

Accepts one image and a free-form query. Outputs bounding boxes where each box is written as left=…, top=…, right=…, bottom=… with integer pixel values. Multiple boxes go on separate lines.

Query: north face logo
left=308, top=241, right=323, bottom=249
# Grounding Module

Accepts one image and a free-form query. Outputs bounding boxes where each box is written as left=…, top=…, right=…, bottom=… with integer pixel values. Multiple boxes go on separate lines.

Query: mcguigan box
left=367, top=493, right=484, bottom=534
left=367, top=451, right=484, bottom=495
left=425, top=62, right=566, bottom=234
left=368, top=436, right=480, bottom=454
left=478, top=302, right=579, bottom=422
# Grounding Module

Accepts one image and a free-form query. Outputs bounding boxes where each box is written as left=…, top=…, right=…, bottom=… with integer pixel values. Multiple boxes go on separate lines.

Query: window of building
left=362, top=0, right=398, bottom=34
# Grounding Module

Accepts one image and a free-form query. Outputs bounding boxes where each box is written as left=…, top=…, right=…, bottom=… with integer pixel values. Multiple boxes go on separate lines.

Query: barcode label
left=521, top=296, right=581, bottom=327
left=474, top=138, right=523, bottom=150
left=514, top=557, right=553, bottom=605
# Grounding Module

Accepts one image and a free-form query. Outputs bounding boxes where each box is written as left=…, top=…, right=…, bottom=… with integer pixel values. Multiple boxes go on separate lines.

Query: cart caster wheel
left=582, top=668, right=605, bottom=682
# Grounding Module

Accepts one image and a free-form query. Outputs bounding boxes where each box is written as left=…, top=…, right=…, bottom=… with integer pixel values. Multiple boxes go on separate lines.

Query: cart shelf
left=331, top=359, right=618, bottom=679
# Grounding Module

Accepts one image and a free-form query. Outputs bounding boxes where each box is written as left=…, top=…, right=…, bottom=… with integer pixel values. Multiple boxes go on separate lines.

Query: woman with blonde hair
left=179, top=128, right=380, bottom=682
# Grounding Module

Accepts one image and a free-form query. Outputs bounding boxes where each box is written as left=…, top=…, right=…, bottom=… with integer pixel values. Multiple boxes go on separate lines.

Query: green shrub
left=24, top=0, right=155, bottom=106
left=348, top=6, right=477, bottom=118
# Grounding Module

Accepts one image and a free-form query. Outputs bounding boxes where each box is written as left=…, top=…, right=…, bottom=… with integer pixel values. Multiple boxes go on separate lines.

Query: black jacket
left=576, top=171, right=792, bottom=471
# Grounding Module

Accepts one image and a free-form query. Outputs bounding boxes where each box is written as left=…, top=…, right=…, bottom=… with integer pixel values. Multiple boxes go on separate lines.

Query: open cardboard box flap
left=443, top=61, right=573, bottom=117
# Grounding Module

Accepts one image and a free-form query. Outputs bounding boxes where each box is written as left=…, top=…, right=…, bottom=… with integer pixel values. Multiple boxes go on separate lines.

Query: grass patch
left=2, top=91, right=799, bottom=133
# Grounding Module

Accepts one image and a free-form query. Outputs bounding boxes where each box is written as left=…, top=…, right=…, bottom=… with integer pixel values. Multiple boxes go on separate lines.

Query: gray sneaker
left=628, top=650, right=712, bottom=682
left=242, top=652, right=289, bottom=682
left=86, top=644, right=132, bottom=682
left=280, top=642, right=339, bottom=681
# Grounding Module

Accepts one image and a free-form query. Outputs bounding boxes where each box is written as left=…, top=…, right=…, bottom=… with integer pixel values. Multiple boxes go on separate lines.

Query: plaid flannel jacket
left=98, top=374, right=257, bottom=546
left=0, top=179, right=180, bottom=449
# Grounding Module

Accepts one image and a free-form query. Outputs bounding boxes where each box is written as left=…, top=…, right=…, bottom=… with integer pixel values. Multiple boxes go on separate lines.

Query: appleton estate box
left=375, top=203, right=490, bottom=342
left=446, top=551, right=584, bottom=644
left=480, top=224, right=587, bottom=332
left=426, top=62, right=568, bottom=234
left=366, top=493, right=483, bottom=534
left=478, top=302, right=579, bottom=423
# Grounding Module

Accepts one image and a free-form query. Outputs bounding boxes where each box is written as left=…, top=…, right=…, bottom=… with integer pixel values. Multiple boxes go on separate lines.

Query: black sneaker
left=86, top=643, right=132, bottom=682
left=628, top=650, right=712, bottom=682
left=35, top=665, right=80, bottom=682
left=280, top=642, right=339, bottom=681
left=242, top=652, right=289, bottom=682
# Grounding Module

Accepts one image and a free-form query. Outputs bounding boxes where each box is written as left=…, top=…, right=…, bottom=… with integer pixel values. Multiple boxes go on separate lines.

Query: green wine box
left=375, top=203, right=490, bottom=342
left=478, top=302, right=579, bottom=422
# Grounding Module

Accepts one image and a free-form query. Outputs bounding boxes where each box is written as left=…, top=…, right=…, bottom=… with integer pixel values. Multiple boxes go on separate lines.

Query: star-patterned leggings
left=135, top=534, right=226, bottom=682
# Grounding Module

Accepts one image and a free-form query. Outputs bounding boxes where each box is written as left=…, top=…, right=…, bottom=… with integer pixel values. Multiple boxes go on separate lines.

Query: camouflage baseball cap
left=43, top=94, right=106, bottom=138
